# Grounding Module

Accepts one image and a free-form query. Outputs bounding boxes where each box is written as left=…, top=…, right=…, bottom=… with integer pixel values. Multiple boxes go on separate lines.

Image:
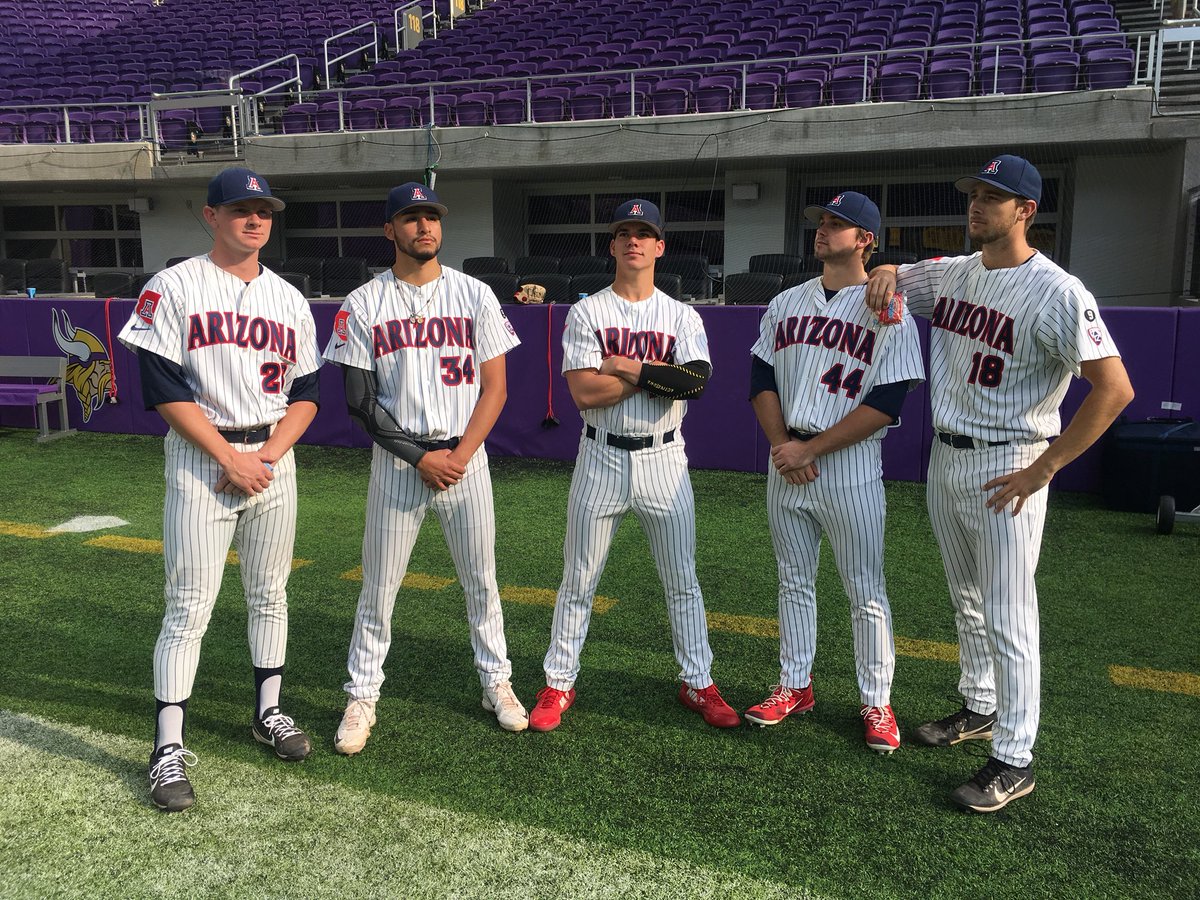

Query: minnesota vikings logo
left=51, top=308, right=112, bottom=424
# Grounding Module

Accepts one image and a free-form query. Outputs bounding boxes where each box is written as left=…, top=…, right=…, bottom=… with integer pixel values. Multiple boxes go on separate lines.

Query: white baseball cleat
left=482, top=680, right=529, bottom=732
left=335, top=698, right=377, bottom=755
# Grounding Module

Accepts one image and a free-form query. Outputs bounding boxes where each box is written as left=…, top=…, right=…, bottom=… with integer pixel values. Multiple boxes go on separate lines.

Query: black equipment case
left=1101, top=417, right=1200, bottom=513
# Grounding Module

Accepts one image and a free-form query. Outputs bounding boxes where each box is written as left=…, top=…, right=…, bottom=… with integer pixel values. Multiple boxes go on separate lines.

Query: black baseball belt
left=412, top=435, right=461, bottom=451
left=787, top=428, right=819, bottom=442
left=937, top=432, right=1011, bottom=450
left=586, top=424, right=676, bottom=451
left=218, top=426, right=271, bottom=443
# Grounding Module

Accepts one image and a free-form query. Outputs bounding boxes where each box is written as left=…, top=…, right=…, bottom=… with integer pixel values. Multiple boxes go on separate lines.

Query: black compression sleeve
left=342, top=365, right=427, bottom=466
left=137, top=349, right=193, bottom=409
left=286, top=371, right=320, bottom=406
left=635, top=359, right=711, bottom=399
left=748, top=354, right=778, bottom=400
left=860, top=380, right=908, bottom=422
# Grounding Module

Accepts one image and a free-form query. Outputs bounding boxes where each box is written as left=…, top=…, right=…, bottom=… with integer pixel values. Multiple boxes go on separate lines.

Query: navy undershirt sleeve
left=286, top=371, right=320, bottom=406
left=861, top=380, right=907, bottom=422
left=137, top=349, right=192, bottom=409
left=748, top=354, right=778, bottom=400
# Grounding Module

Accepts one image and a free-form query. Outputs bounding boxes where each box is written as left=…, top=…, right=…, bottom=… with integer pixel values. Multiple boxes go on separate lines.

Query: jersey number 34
left=440, top=354, right=476, bottom=386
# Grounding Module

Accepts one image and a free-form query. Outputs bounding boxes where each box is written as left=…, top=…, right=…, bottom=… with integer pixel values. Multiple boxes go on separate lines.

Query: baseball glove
left=515, top=283, right=546, bottom=304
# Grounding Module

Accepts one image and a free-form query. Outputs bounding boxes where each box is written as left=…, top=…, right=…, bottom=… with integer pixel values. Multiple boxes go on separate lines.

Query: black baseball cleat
left=252, top=707, right=312, bottom=761
left=149, top=743, right=198, bottom=812
left=911, top=705, right=996, bottom=746
left=951, top=757, right=1035, bottom=813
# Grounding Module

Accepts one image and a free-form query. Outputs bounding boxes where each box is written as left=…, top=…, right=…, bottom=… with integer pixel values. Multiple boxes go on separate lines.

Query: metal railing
left=324, top=22, right=380, bottom=90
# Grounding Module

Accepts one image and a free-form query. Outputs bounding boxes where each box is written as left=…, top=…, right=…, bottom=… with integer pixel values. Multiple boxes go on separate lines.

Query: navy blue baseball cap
left=206, top=166, right=285, bottom=211
left=803, top=191, right=881, bottom=237
left=955, top=155, right=1042, bottom=204
left=386, top=182, right=448, bottom=220
left=610, top=198, right=664, bottom=237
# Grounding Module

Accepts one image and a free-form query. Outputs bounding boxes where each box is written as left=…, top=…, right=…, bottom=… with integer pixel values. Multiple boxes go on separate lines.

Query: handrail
left=230, top=54, right=303, bottom=145
left=324, top=22, right=380, bottom=90
left=394, top=1, right=438, bottom=51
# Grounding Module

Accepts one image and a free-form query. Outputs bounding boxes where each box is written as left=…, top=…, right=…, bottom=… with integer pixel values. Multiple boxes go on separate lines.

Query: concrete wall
left=428, top=178, right=493, bottom=269
left=1069, top=147, right=1184, bottom=306
left=139, top=189, right=223, bottom=270
left=722, top=168, right=788, bottom=274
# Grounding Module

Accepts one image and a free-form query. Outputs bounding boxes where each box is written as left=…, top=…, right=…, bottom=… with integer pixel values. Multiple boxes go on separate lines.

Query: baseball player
left=118, top=167, right=322, bottom=812
left=323, top=182, right=527, bottom=752
left=866, top=155, right=1134, bottom=811
left=747, top=192, right=924, bottom=753
left=529, top=198, right=740, bottom=732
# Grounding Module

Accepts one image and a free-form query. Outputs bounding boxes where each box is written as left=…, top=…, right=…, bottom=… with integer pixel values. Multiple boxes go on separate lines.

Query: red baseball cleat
left=528, top=686, right=576, bottom=732
left=862, top=704, right=901, bottom=754
left=744, top=683, right=815, bottom=726
left=678, top=682, right=741, bottom=728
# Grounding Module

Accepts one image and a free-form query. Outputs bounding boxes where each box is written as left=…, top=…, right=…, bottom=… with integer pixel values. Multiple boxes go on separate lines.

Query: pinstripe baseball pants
left=344, top=443, right=512, bottom=701
left=927, top=438, right=1049, bottom=768
left=543, top=434, right=715, bottom=691
left=767, top=440, right=895, bottom=706
left=155, top=429, right=296, bottom=703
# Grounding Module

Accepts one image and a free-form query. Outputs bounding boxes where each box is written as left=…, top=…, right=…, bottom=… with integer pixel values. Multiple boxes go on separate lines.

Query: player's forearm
left=1034, top=360, right=1134, bottom=477
left=261, top=400, right=317, bottom=461
left=155, top=401, right=238, bottom=467
left=566, top=370, right=639, bottom=409
left=807, top=405, right=893, bottom=457
left=454, top=359, right=507, bottom=460
left=750, top=392, right=791, bottom=446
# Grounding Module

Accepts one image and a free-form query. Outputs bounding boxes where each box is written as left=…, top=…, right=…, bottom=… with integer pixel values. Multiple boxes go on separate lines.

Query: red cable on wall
left=542, top=302, right=558, bottom=428
left=103, top=296, right=118, bottom=401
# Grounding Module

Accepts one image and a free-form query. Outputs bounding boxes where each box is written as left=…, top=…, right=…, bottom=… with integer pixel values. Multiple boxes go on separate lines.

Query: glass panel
left=528, top=232, right=591, bottom=258
left=595, top=192, right=645, bottom=224
left=284, top=236, right=339, bottom=258
left=528, top=194, right=590, bottom=225
left=341, top=200, right=388, bottom=228
left=1039, top=178, right=1059, bottom=214
left=5, top=238, right=59, bottom=258
left=887, top=182, right=964, bottom=217
left=664, top=190, right=724, bottom=222
left=68, top=239, right=118, bottom=267
left=2, top=206, right=58, bottom=231
left=663, top=230, right=723, bottom=264
left=116, top=206, right=141, bottom=231
left=283, top=202, right=337, bottom=229
left=341, top=235, right=395, bottom=266
left=63, top=205, right=116, bottom=230
left=891, top=225, right=965, bottom=258
left=119, top=238, right=144, bottom=268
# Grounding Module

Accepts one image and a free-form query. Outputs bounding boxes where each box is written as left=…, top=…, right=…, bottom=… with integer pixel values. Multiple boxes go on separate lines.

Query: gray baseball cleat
left=911, top=705, right=996, bottom=746
left=149, top=743, right=198, bottom=812
left=951, top=757, right=1035, bottom=813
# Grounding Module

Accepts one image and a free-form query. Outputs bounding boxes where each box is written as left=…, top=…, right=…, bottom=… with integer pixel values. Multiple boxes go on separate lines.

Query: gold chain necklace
left=392, top=270, right=441, bottom=325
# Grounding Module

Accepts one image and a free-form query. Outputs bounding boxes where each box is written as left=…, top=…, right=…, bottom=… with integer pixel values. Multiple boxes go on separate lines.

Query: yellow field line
left=1109, top=665, right=1200, bottom=698
left=339, top=566, right=455, bottom=590
left=895, top=636, right=960, bottom=663
left=0, top=520, right=58, bottom=539
left=84, top=535, right=310, bottom=570
left=706, top=612, right=961, bottom=663
left=500, top=585, right=616, bottom=614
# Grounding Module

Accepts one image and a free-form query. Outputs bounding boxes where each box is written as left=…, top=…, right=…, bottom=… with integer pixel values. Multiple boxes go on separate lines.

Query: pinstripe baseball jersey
left=897, top=252, right=1121, bottom=442
left=562, top=287, right=709, bottom=435
left=118, top=256, right=321, bottom=428
left=750, top=279, right=924, bottom=437
left=323, top=267, right=519, bottom=440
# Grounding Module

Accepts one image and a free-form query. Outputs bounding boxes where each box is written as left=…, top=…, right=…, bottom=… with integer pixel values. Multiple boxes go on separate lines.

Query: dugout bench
left=0, top=355, right=76, bottom=442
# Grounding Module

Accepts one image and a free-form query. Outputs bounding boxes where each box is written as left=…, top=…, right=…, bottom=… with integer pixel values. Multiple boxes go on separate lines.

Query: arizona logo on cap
left=246, top=175, right=263, bottom=192
left=630, top=203, right=643, bottom=216
left=830, top=193, right=844, bottom=205
left=983, top=159, right=1002, bottom=175
left=412, top=186, right=427, bottom=200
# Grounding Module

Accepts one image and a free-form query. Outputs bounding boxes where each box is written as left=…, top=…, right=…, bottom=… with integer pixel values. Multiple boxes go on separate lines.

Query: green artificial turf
left=0, top=429, right=1196, bottom=899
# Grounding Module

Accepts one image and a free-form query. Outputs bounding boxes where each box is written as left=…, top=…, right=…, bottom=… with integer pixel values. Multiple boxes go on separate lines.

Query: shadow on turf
left=1, top=712, right=148, bottom=803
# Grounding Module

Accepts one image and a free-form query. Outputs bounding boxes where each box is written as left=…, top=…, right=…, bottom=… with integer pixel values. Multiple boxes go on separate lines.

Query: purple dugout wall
left=1, top=297, right=1195, bottom=494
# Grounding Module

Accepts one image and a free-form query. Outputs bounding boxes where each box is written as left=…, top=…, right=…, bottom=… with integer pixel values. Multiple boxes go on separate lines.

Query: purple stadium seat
left=782, top=70, right=827, bottom=108
left=1031, top=51, right=1080, bottom=92
left=744, top=73, right=781, bottom=109
left=1084, top=48, right=1135, bottom=89
left=157, top=110, right=196, bottom=150
left=650, top=83, right=691, bottom=116
left=314, top=101, right=347, bottom=132
left=829, top=65, right=875, bottom=104
left=65, top=110, right=93, bottom=143
left=455, top=92, right=493, bottom=126
left=979, top=54, right=1027, bottom=94
left=0, top=113, right=25, bottom=144
left=282, top=102, right=317, bottom=134
left=383, top=96, right=421, bottom=129
left=24, top=111, right=63, bottom=143
left=877, top=61, right=923, bottom=102
left=348, top=98, right=385, bottom=131
left=569, top=87, right=609, bottom=120
left=694, top=78, right=735, bottom=113
left=531, top=87, right=570, bottom=123
left=927, top=59, right=973, bottom=99
left=90, top=111, right=128, bottom=142
left=492, top=90, right=528, bottom=124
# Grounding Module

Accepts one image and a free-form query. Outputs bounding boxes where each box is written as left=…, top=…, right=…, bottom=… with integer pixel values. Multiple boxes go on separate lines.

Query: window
left=0, top=203, right=143, bottom=268
left=281, top=198, right=393, bottom=265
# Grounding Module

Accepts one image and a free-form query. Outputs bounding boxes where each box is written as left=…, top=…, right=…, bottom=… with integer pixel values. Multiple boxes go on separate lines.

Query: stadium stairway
left=1114, top=0, right=1200, bottom=108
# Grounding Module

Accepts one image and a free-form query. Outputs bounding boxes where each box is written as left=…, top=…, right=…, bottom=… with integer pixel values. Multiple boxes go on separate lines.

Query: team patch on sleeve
left=1088, top=326, right=1104, bottom=346
left=499, top=306, right=516, bottom=336
left=136, top=290, right=161, bottom=324
left=334, top=309, right=351, bottom=341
